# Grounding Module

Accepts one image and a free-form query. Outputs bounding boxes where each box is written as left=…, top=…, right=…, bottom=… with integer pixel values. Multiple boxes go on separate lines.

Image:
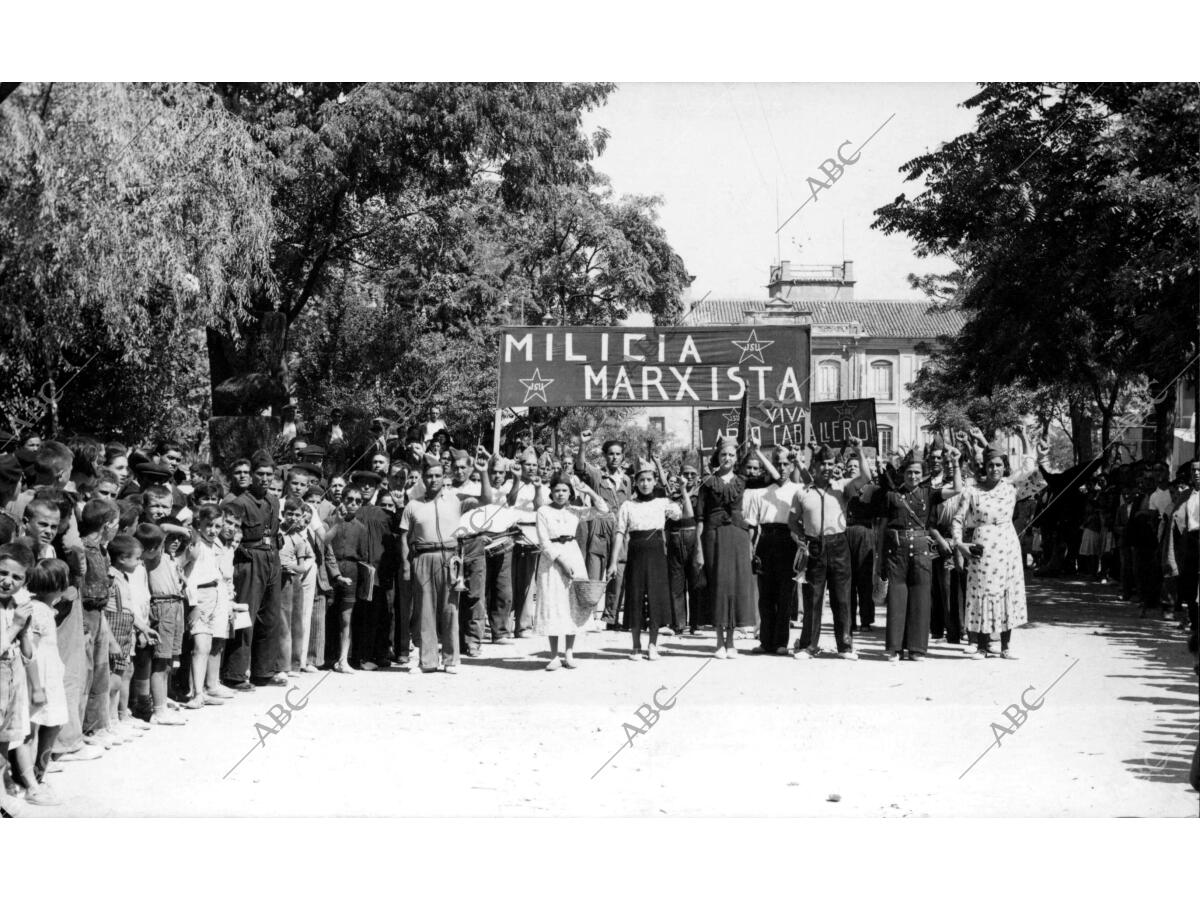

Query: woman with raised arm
left=605, top=459, right=686, bottom=661
left=952, top=447, right=1028, bottom=659
left=695, top=436, right=757, bottom=659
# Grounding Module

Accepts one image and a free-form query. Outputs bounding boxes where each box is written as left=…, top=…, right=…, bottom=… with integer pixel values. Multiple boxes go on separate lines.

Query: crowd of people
left=1, top=415, right=1197, bottom=811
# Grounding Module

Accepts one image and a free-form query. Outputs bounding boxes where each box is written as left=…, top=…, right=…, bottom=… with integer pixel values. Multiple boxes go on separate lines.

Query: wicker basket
left=569, top=579, right=607, bottom=625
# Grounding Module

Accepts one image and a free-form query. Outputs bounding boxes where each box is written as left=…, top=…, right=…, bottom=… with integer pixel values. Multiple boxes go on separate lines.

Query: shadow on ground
left=1025, top=575, right=1198, bottom=787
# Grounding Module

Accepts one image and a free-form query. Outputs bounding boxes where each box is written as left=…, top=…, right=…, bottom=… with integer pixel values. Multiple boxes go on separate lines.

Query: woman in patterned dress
left=535, top=473, right=608, bottom=670
left=952, top=447, right=1028, bottom=659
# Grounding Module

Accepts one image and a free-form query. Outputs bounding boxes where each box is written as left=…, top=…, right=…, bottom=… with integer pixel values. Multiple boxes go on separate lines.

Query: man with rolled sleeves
left=400, top=456, right=485, bottom=673
left=507, top=447, right=549, bottom=637
left=222, top=449, right=284, bottom=689
left=573, top=430, right=631, bottom=629
left=790, top=445, right=857, bottom=660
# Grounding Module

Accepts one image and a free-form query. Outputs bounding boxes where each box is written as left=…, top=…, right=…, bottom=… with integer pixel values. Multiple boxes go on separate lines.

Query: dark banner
left=809, top=398, right=878, bottom=446
left=698, top=404, right=809, bottom=451
left=498, top=325, right=811, bottom=407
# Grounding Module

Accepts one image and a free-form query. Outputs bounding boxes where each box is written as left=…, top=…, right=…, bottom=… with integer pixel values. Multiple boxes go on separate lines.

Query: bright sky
left=583, top=83, right=980, bottom=304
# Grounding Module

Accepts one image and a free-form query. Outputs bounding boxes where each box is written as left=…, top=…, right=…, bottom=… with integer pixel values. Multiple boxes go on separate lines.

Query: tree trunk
left=1153, top=380, right=1177, bottom=465
left=206, top=309, right=291, bottom=466
left=1068, top=397, right=1093, bottom=464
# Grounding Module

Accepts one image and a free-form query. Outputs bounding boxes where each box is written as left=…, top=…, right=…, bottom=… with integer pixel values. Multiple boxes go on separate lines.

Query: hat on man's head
left=449, top=448, right=471, bottom=462
left=350, top=470, right=383, bottom=486
left=632, top=457, right=656, bottom=477
left=135, top=462, right=173, bottom=483
left=421, top=453, right=443, bottom=472
left=0, top=453, right=23, bottom=488
left=250, top=450, right=275, bottom=471
left=899, top=448, right=925, bottom=472
left=297, top=445, right=325, bottom=462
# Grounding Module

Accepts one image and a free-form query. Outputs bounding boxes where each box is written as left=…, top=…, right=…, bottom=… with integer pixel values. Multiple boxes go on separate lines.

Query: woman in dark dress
left=695, top=437, right=756, bottom=659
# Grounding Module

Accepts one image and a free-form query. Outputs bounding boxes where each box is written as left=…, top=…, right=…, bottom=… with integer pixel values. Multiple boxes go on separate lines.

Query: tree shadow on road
left=1026, top=575, right=1197, bottom=786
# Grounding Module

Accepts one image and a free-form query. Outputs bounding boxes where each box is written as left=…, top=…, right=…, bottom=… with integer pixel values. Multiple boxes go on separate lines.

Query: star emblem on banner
left=831, top=401, right=858, bottom=419
left=722, top=408, right=743, bottom=429
left=731, top=329, right=774, bottom=364
left=519, top=368, right=555, bottom=404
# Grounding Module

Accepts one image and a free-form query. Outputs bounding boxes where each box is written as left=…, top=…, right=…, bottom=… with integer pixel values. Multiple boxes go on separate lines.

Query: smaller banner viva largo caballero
left=497, top=325, right=811, bottom=407
left=698, top=404, right=809, bottom=451
left=809, top=398, right=878, bottom=445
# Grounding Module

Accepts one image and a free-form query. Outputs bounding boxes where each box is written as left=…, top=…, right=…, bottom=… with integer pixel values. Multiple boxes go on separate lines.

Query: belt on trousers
left=759, top=522, right=791, bottom=532
left=413, top=544, right=455, bottom=556
left=150, top=596, right=183, bottom=604
left=846, top=518, right=874, bottom=527
left=550, top=536, right=575, bottom=543
left=193, top=580, right=218, bottom=589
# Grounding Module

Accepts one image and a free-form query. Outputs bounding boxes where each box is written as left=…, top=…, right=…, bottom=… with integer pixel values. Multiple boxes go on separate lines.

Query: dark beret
left=134, top=462, right=173, bottom=481
left=0, top=453, right=23, bottom=487
left=350, top=470, right=382, bottom=486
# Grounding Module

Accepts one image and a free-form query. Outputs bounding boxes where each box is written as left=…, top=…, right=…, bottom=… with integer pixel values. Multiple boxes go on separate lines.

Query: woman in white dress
left=952, top=447, right=1028, bottom=659
left=535, top=473, right=609, bottom=671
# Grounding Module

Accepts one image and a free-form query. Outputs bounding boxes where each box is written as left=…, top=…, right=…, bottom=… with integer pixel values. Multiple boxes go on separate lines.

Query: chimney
left=780, top=259, right=792, bottom=281
left=843, top=260, right=854, bottom=283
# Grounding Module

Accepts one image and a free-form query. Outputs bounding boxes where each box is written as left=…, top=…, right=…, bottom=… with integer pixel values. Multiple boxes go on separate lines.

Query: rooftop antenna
left=842, top=218, right=846, bottom=262
left=775, top=177, right=781, bottom=265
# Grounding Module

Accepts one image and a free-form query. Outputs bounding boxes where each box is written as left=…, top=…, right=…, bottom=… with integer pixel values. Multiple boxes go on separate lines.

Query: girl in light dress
left=2, top=543, right=60, bottom=807
left=535, top=473, right=609, bottom=671
left=25, top=559, right=71, bottom=795
left=606, top=460, right=690, bottom=661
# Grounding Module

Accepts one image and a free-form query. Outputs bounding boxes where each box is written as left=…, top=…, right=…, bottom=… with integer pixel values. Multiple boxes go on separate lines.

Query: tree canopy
left=874, top=82, right=1198, bottom=463
left=0, top=81, right=276, bottom=442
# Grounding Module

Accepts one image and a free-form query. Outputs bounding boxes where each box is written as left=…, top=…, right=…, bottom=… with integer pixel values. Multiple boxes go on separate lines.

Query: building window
left=648, top=417, right=665, bottom=435
left=869, top=360, right=894, bottom=401
left=877, top=424, right=893, bottom=456
left=816, top=360, right=841, bottom=400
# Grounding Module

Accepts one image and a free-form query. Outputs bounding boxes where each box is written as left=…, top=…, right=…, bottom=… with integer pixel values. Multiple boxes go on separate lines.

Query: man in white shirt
left=507, top=448, right=548, bottom=637
left=789, top=445, right=857, bottom=660
left=399, top=456, right=490, bottom=673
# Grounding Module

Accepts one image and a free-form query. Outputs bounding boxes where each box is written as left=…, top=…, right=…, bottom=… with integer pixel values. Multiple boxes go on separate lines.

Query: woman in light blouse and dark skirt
left=606, top=459, right=687, bottom=661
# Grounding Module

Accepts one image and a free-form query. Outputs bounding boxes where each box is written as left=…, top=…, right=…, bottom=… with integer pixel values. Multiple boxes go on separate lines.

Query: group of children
left=1, top=453, right=249, bottom=811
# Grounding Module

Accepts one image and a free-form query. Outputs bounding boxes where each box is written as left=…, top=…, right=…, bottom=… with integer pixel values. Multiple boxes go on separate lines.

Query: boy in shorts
left=144, top=524, right=187, bottom=725
left=181, top=504, right=233, bottom=708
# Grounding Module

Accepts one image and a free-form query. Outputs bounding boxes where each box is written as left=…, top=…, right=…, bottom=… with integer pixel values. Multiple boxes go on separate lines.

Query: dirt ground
left=12, top=575, right=1199, bottom=818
